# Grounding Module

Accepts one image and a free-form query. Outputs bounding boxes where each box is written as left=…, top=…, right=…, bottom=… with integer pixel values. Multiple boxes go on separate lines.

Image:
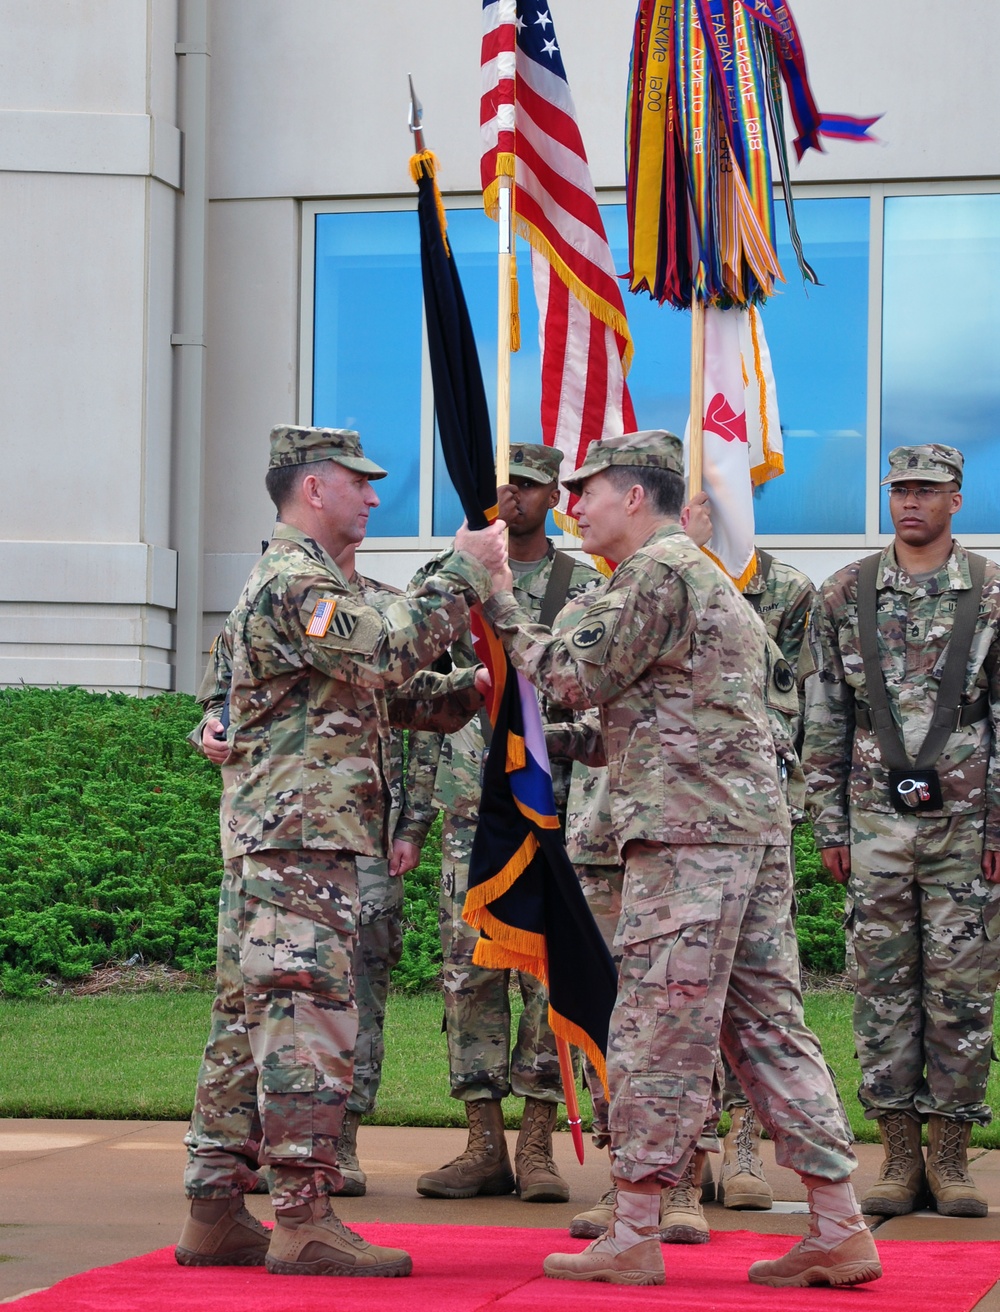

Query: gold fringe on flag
left=702, top=544, right=758, bottom=593
left=506, top=731, right=526, bottom=772
left=484, top=160, right=633, bottom=374
left=746, top=305, right=784, bottom=486
left=409, top=149, right=450, bottom=256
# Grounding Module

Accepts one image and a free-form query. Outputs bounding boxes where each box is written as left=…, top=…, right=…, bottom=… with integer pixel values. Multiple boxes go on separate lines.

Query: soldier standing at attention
left=475, top=430, right=878, bottom=1289
left=804, top=444, right=1000, bottom=1218
left=176, top=424, right=505, bottom=1279
left=408, top=443, right=603, bottom=1204
left=192, top=554, right=420, bottom=1198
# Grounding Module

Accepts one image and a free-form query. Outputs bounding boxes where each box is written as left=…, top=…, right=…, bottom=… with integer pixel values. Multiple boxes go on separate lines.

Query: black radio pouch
left=887, top=767, right=943, bottom=813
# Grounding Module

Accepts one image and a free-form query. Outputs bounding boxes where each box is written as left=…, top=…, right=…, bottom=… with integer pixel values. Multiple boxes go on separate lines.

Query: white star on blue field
left=517, top=1, right=565, bottom=73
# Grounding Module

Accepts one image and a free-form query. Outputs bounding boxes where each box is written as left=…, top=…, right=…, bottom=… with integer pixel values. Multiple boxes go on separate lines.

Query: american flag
left=481, top=0, right=636, bottom=530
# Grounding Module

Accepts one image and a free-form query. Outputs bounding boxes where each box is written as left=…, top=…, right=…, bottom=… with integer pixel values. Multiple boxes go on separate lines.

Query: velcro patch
left=569, top=609, right=620, bottom=664
left=306, top=597, right=338, bottom=637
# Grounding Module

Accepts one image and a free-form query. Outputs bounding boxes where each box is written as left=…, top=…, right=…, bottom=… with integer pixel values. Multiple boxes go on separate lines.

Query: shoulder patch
left=306, top=597, right=338, bottom=638
left=568, top=607, right=622, bottom=665
left=573, top=620, right=607, bottom=651
left=772, top=658, right=795, bottom=694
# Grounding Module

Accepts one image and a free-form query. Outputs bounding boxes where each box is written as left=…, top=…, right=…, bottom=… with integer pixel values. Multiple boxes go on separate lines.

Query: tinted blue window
left=313, top=212, right=422, bottom=537
left=604, top=200, right=870, bottom=535
left=881, top=194, right=1000, bottom=535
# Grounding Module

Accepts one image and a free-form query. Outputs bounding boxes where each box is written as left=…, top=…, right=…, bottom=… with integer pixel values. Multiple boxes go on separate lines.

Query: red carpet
left=10, top=1225, right=1000, bottom=1312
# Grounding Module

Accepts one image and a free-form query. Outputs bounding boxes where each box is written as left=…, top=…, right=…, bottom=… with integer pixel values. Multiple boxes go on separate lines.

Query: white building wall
left=0, top=0, right=181, bottom=692
left=0, top=0, right=997, bottom=689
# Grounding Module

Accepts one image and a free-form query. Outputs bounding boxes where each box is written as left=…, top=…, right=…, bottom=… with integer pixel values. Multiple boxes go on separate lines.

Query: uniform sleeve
left=483, top=556, right=689, bottom=710
left=395, top=730, right=443, bottom=847
left=387, top=666, right=485, bottom=735
left=543, top=708, right=607, bottom=767
left=802, top=590, right=856, bottom=848
left=188, top=625, right=234, bottom=755
left=774, top=577, right=815, bottom=673
left=259, top=551, right=492, bottom=692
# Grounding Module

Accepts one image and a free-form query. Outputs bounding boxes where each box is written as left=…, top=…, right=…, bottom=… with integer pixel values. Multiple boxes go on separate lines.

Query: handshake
left=455, top=520, right=511, bottom=595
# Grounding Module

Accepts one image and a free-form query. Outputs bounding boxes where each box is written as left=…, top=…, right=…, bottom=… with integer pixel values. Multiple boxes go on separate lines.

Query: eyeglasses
left=887, top=485, right=954, bottom=501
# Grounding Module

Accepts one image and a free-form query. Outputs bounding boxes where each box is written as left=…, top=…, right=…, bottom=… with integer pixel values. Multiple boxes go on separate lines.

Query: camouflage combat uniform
left=404, top=543, right=601, bottom=1104
left=184, top=523, right=491, bottom=1207
left=485, top=521, right=856, bottom=1185
left=549, top=592, right=623, bottom=1146
left=190, top=575, right=410, bottom=1121
left=804, top=541, right=1000, bottom=1123
left=718, top=553, right=816, bottom=1116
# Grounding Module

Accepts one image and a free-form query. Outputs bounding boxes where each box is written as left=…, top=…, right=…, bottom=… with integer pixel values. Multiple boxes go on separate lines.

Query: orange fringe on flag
left=462, top=832, right=539, bottom=915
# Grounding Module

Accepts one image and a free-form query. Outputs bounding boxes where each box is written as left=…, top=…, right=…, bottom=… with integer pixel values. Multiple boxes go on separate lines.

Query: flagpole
left=495, top=174, right=514, bottom=486
left=688, top=294, right=706, bottom=496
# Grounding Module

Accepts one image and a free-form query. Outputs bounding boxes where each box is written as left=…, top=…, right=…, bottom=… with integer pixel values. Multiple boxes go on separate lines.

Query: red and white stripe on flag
left=688, top=306, right=783, bottom=590
left=480, top=0, right=635, bottom=533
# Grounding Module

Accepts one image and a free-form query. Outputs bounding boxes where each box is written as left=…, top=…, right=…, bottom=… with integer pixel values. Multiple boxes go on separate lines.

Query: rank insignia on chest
left=306, top=598, right=338, bottom=637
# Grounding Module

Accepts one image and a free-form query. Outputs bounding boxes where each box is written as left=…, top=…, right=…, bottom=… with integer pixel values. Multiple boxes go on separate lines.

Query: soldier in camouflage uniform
left=190, top=558, right=418, bottom=1199
left=406, top=444, right=603, bottom=1205
left=176, top=424, right=506, bottom=1280
left=804, top=444, right=1000, bottom=1219
left=480, top=431, right=878, bottom=1289
left=709, top=549, right=817, bottom=1214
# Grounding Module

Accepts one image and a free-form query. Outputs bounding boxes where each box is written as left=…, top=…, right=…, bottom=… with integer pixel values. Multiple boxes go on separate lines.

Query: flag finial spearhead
left=408, top=73, right=425, bottom=154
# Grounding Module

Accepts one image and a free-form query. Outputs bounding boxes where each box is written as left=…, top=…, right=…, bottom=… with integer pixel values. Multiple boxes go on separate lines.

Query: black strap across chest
left=855, top=550, right=987, bottom=770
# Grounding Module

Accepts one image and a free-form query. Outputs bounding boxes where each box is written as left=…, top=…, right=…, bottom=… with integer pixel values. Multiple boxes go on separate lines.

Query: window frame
left=300, top=181, right=1000, bottom=552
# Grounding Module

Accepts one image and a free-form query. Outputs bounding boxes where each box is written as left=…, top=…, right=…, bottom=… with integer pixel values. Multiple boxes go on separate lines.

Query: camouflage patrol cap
left=880, top=443, right=963, bottom=488
left=268, top=425, right=388, bottom=478
left=563, top=430, right=683, bottom=494
left=508, top=442, right=563, bottom=484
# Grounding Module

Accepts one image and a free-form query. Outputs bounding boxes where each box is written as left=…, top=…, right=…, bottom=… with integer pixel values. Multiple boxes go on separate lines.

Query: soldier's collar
left=271, top=523, right=351, bottom=587
left=880, top=540, right=970, bottom=594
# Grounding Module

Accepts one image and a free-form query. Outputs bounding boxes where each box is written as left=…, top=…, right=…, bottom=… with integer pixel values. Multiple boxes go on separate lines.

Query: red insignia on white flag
left=687, top=305, right=783, bottom=589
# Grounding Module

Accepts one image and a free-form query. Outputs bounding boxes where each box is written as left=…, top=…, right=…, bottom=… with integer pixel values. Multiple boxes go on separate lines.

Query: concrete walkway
left=1, top=1119, right=999, bottom=1305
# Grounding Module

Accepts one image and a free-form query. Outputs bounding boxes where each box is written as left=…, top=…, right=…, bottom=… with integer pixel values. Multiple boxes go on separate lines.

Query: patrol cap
left=880, top=443, right=963, bottom=489
left=268, top=425, right=388, bottom=478
left=508, top=442, right=563, bottom=484
left=563, top=430, right=684, bottom=494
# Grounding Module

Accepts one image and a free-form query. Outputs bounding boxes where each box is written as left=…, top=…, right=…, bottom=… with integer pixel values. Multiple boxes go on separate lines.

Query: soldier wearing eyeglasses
left=803, top=443, right=1000, bottom=1219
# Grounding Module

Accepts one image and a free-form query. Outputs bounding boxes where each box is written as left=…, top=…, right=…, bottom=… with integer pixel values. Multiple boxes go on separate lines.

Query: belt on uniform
left=854, top=690, right=989, bottom=734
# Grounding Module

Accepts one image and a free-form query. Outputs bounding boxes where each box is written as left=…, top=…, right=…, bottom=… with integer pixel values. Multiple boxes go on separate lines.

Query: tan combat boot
left=749, top=1178, right=881, bottom=1288
left=175, top=1195, right=270, bottom=1267
left=515, top=1097, right=570, bottom=1202
left=926, top=1116, right=989, bottom=1217
left=266, top=1196, right=411, bottom=1276
left=718, top=1106, right=773, bottom=1210
left=860, top=1112, right=925, bottom=1216
left=415, top=1098, right=516, bottom=1198
left=332, top=1109, right=366, bottom=1197
left=569, top=1178, right=617, bottom=1238
left=544, top=1187, right=665, bottom=1285
left=658, top=1150, right=710, bottom=1244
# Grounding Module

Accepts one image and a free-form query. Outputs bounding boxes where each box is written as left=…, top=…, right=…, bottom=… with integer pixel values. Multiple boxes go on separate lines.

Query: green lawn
left=2, top=988, right=1000, bottom=1147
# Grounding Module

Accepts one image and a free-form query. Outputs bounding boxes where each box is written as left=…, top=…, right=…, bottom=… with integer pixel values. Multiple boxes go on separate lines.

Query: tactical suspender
left=539, top=549, right=577, bottom=629
left=855, top=550, right=987, bottom=777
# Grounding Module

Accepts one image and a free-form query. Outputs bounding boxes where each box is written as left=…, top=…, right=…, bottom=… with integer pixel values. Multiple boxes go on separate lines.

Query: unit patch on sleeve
left=306, top=597, right=338, bottom=638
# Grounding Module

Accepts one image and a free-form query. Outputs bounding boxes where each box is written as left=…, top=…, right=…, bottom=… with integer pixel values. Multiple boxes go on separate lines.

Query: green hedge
left=0, top=687, right=844, bottom=996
